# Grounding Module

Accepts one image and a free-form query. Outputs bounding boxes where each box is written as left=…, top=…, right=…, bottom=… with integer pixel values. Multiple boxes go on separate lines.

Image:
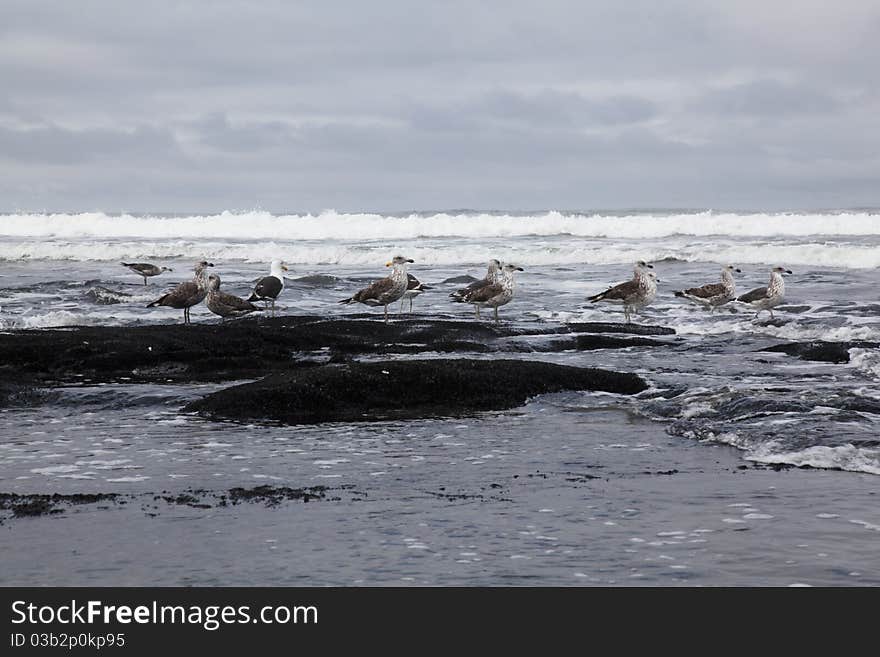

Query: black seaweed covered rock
left=564, top=322, right=676, bottom=336
left=185, top=359, right=649, bottom=425
left=762, top=340, right=880, bottom=363
left=0, top=316, right=673, bottom=386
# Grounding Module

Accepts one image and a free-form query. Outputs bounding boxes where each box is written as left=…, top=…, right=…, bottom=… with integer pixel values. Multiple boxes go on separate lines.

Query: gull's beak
left=282, top=265, right=289, bottom=271
left=786, top=269, right=793, bottom=274
left=516, top=267, right=524, bottom=271
left=407, top=259, right=414, bottom=263
left=207, top=262, right=215, bottom=267
left=735, top=268, right=741, bottom=273
left=385, top=261, right=392, bottom=267
left=646, top=263, right=654, bottom=269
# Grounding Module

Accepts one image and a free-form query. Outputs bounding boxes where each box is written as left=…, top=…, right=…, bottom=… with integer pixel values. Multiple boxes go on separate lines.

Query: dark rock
left=763, top=340, right=880, bottom=363
left=565, top=322, right=676, bottom=336
left=775, top=305, right=812, bottom=314
left=12, top=499, right=59, bottom=517
left=442, top=275, right=479, bottom=284
left=532, top=335, right=665, bottom=351
left=227, top=485, right=328, bottom=507
left=0, top=316, right=673, bottom=386
left=84, top=286, right=133, bottom=305
left=185, top=358, right=649, bottom=425
left=0, top=492, right=120, bottom=518
left=289, top=274, right=339, bottom=287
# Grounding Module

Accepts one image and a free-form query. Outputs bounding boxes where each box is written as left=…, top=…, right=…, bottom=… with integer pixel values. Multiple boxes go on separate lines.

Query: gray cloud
left=0, top=123, right=181, bottom=164
left=695, top=79, right=841, bottom=117
left=1, top=0, right=879, bottom=212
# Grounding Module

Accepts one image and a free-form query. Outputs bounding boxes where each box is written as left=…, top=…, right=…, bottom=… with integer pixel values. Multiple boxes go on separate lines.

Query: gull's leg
left=399, top=298, right=404, bottom=314
left=494, top=306, right=499, bottom=323
left=384, top=305, right=389, bottom=323
left=143, top=276, right=147, bottom=286
left=475, top=305, right=480, bottom=319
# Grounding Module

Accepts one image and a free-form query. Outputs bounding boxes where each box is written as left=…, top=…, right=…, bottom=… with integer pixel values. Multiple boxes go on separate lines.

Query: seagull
left=399, top=274, right=432, bottom=313
left=146, top=261, right=213, bottom=324
left=674, top=265, right=741, bottom=312
left=247, top=260, right=288, bottom=317
left=121, top=262, right=172, bottom=285
left=450, top=259, right=502, bottom=318
left=339, top=255, right=414, bottom=323
left=738, top=266, right=792, bottom=319
left=586, top=261, right=656, bottom=323
left=453, top=263, right=523, bottom=322
left=205, top=274, right=263, bottom=321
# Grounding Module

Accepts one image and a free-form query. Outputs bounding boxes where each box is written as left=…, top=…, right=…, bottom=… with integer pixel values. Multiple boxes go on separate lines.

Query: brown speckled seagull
left=146, top=260, right=214, bottom=324
left=339, top=255, right=414, bottom=323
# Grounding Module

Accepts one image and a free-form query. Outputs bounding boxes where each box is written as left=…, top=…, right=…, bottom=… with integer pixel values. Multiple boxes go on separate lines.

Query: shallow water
left=3, top=403, right=879, bottom=586
left=1, top=211, right=879, bottom=585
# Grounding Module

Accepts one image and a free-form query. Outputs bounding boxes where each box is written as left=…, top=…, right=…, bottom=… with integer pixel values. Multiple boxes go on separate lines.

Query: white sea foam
left=747, top=444, right=880, bottom=475
left=2, top=238, right=879, bottom=270
left=671, top=317, right=880, bottom=342
left=1, top=211, right=879, bottom=268
left=0, top=310, right=105, bottom=329
left=3, top=210, right=880, bottom=240
left=849, top=348, right=880, bottom=381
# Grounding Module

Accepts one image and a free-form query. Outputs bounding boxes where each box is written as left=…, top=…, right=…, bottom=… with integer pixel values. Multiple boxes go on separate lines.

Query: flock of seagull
left=126, top=257, right=793, bottom=324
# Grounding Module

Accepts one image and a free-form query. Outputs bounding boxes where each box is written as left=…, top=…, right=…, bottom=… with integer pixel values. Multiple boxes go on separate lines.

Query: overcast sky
left=2, top=0, right=879, bottom=213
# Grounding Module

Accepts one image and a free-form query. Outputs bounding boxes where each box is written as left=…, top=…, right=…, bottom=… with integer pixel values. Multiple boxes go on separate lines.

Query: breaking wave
left=2, top=210, right=879, bottom=267
left=2, top=209, right=880, bottom=240
left=2, top=238, right=880, bottom=269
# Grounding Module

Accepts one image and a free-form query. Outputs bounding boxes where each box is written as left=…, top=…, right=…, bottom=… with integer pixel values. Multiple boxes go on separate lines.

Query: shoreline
left=2, top=408, right=878, bottom=586
left=1, top=314, right=878, bottom=585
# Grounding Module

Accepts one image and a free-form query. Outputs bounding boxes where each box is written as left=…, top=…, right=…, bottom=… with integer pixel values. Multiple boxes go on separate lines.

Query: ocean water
left=1, top=210, right=879, bottom=585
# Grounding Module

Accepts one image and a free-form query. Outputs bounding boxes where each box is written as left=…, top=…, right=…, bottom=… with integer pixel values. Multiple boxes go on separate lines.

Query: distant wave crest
left=2, top=210, right=879, bottom=268
left=2, top=210, right=880, bottom=240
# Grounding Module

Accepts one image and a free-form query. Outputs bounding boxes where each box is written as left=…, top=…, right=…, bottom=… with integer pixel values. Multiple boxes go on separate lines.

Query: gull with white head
left=248, top=260, right=288, bottom=316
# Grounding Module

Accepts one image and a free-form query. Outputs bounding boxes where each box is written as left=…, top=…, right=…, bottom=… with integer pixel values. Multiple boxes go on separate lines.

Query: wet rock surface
left=763, top=340, right=880, bottom=363
left=184, top=358, right=649, bottom=425
left=0, top=315, right=673, bottom=386
left=0, top=485, right=352, bottom=523
left=0, top=492, right=120, bottom=519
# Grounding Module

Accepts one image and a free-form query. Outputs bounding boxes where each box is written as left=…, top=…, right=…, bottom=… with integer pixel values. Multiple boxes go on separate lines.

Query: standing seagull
left=339, top=255, right=413, bottom=323
left=399, top=274, right=432, bottom=313
left=121, top=262, right=172, bottom=285
left=248, top=260, right=288, bottom=317
left=586, top=261, right=656, bottom=323
left=450, top=259, right=502, bottom=318
left=146, top=261, right=213, bottom=324
left=738, top=266, right=792, bottom=319
left=674, top=265, right=741, bottom=312
left=206, top=274, right=263, bottom=321
left=453, top=263, right=523, bottom=322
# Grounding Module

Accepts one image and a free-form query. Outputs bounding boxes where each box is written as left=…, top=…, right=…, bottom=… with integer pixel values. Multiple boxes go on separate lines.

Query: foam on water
left=747, top=444, right=880, bottom=475
left=2, top=210, right=880, bottom=268
left=3, top=210, right=880, bottom=240
left=849, top=348, right=880, bottom=381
